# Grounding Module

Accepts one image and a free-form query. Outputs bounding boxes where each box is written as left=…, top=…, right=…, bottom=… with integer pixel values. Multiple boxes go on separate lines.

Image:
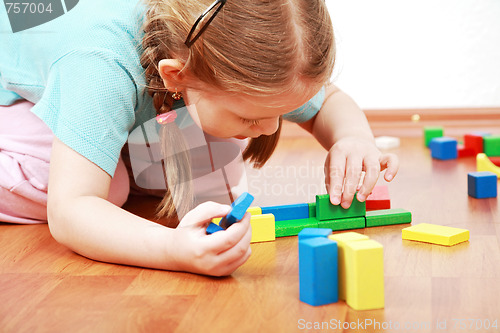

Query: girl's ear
left=158, top=59, right=187, bottom=90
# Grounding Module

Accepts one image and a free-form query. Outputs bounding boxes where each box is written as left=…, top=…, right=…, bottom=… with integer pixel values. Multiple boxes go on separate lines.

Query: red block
left=366, top=185, right=391, bottom=211
left=458, top=144, right=476, bottom=158
left=489, top=156, right=500, bottom=167
left=464, top=134, right=484, bottom=155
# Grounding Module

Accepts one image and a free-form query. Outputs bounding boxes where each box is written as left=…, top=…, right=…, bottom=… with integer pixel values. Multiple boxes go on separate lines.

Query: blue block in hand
left=468, top=171, right=497, bottom=199
left=206, top=222, right=224, bottom=234
left=430, top=137, right=458, bottom=160
left=219, top=192, right=255, bottom=229
left=299, top=237, right=338, bottom=306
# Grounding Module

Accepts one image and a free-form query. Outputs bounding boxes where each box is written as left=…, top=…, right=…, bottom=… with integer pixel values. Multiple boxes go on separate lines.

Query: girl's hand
left=324, top=137, right=399, bottom=209
left=168, top=201, right=252, bottom=276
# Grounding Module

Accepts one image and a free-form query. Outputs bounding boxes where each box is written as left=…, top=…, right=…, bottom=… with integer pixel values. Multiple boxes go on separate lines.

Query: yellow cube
left=250, top=214, right=275, bottom=243
left=402, top=223, right=469, bottom=246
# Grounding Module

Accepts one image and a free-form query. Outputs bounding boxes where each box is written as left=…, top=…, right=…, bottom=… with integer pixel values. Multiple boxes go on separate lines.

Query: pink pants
left=0, top=101, right=129, bottom=224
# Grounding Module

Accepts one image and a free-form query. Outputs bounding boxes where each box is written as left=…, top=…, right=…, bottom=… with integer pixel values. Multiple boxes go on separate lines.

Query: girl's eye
left=241, top=118, right=260, bottom=126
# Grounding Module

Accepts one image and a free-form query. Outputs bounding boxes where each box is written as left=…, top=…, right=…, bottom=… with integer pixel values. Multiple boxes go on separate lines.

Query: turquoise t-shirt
left=0, top=0, right=325, bottom=177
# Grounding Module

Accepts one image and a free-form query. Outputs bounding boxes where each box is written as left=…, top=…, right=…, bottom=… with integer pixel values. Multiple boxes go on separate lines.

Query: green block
left=366, top=208, right=412, bottom=227
left=484, top=136, right=500, bottom=157
left=275, top=218, right=319, bottom=237
left=308, top=202, right=316, bottom=218
left=424, top=126, right=444, bottom=147
left=316, top=194, right=366, bottom=221
left=317, top=217, right=366, bottom=231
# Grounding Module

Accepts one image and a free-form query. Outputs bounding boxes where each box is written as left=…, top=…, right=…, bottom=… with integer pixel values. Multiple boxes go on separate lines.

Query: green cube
left=318, top=217, right=366, bottom=231
left=316, top=194, right=366, bottom=221
left=424, top=126, right=444, bottom=147
left=275, top=217, right=319, bottom=237
left=366, top=208, right=412, bottom=227
left=483, top=136, right=500, bottom=157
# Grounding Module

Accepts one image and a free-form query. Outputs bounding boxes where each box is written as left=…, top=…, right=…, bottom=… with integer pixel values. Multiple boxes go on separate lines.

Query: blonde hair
left=140, top=0, right=335, bottom=219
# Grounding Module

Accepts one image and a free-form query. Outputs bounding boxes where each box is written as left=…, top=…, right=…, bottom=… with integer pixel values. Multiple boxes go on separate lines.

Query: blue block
left=206, top=222, right=224, bottom=234
left=430, top=137, right=458, bottom=160
left=261, top=203, right=310, bottom=222
left=219, top=192, right=254, bottom=229
left=298, top=228, right=333, bottom=241
left=468, top=171, right=497, bottom=199
left=299, top=237, right=338, bottom=306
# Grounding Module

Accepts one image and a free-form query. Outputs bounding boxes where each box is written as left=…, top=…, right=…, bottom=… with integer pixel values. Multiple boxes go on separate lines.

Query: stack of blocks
left=298, top=229, right=384, bottom=310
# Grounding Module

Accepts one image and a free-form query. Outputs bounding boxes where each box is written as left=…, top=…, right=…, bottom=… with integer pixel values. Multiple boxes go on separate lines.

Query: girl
left=0, top=0, right=398, bottom=276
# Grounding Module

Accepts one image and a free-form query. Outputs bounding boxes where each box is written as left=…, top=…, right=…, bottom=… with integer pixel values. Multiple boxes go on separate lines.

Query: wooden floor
left=1, top=136, right=500, bottom=333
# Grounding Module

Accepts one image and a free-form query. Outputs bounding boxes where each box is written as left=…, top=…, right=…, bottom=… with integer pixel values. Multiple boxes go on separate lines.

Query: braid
left=140, top=5, right=194, bottom=222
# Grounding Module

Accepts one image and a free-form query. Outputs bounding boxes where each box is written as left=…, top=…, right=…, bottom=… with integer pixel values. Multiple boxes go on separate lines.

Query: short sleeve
left=31, top=49, right=138, bottom=177
left=282, top=86, right=325, bottom=123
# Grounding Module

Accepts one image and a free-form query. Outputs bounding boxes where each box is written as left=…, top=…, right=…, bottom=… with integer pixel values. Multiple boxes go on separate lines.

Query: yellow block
left=328, top=232, right=370, bottom=301
left=211, top=206, right=262, bottom=225
left=477, top=153, right=500, bottom=177
left=402, top=223, right=469, bottom=246
left=250, top=214, right=275, bottom=243
left=344, top=239, right=384, bottom=310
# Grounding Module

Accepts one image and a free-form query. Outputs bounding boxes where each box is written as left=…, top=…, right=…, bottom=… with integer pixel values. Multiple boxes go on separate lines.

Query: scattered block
left=424, top=126, right=444, bottom=147
left=477, top=153, right=500, bottom=177
left=250, top=214, right=275, bottom=243
left=261, top=203, right=309, bottom=222
left=343, top=239, right=384, bottom=310
left=318, top=217, right=366, bottom=231
left=375, top=136, right=400, bottom=150
left=366, top=208, right=412, bottom=227
left=206, top=222, right=224, bottom=234
left=366, top=185, right=391, bottom=210
left=490, top=156, right=500, bottom=167
left=298, top=228, right=332, bottom=241
left=464, top=133, right=485, bottom=155
left=299, top=237, right=338, bottom=306
left=219, top=192, right=254, bottom=229
left=468, top=171, right=497, bottom=199
left=275, top=218, right=319, bottom=237
left=429, top=137, right=457, bottom=160
left=483, top=135, right=500, bottom=157
left=328, top=232, right=369, bottom=301
left=457, top=144, right=476, bottom=158
left=402, top=223, right=469, bottom=246
left=316, top=194, right=366, bottom=221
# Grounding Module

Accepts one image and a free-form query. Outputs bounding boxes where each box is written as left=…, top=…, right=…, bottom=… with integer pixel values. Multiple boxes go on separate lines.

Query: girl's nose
left=256, top=117, right=280, bottom=136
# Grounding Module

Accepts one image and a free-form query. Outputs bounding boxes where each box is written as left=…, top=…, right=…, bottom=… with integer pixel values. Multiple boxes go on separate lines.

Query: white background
left=325, top=0, right=500, bottom=109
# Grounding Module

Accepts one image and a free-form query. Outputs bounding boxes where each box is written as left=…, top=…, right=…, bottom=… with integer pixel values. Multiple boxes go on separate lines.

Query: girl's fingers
left=380, top=153, right=399, bottom=181
left=203, top=212, right=252, bottom=254
left=357, top=157, right=380, bottom=202
left=326, top=152, right=346, bottom=205
left=341, top=155, right=363, bottom=208
left=179, top=201, right=231, bottom=228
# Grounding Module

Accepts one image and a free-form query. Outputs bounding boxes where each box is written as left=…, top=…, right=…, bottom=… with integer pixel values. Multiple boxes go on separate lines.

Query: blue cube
left=430, top=137, right=458, bottom=160
left=261, top=203, right=310, bottom=221
left=298, top=228, right=332, bottom=241
left=468, top=171, right=497, bottom=199
left=299, top=237, right=338, bottom=306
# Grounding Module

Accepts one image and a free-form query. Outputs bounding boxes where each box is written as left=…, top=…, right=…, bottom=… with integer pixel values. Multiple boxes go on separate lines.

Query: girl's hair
left=140, top=0, right=335, bottom=219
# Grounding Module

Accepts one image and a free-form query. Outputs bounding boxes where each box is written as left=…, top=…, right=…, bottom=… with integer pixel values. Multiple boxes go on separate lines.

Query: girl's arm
left=299, top=84, right=399, bottom=208
left=47, top=138, right=252, bottom=276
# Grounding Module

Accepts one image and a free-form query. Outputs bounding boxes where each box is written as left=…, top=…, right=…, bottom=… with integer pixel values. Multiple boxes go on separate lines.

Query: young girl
left=0, top=0, right=398, bottom=276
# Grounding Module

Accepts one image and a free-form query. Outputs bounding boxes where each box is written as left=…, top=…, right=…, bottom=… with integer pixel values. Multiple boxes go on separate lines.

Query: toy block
left=375, top=136, right=400, bottom=150
left=468, top=171, right=497, bottom=199
left=247, top=206, right=262, bottom=215
left=316, top=194, right=366, bottom=221
left=366, top=185, right=391, bottom=210
left=206, top=222, right=224, bottom=234
left=299, top=237, right=338, bottom=306
left=308, top=202, right=316, bottom=217
left=219, top=192, right=254, bottom=229
left=275, top=218, right=319, bottom=237
left=250, top=214, right=275, bottom=243
left=477, top=153, right=500, bottom=177
left=298, top=228, right=332, bottom=241
left=328, top=232, right=369, bottom=301
left=343, top=239, right=384, bottom=310
left=261, top=203, right=309, bottom=222
left=490, top=156, right=500, bottom=167
left=423, top=126, right=443, bottom=147
left=457, top=144, right=476, bottom=158
left=429, top=137, right=457, bottom=160
left=318, top=217, right=366, bottom=231
left=402, top=223, right=469, bottom=246
left=365, top=208, right=412, bottom=227
left=483, top=135, right=500, bottom=157
left=464, top=133, right=485, bottom=154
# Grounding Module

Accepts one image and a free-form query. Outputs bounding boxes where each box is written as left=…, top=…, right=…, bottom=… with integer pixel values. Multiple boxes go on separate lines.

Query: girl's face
left=183, top=84, right=323, bottom=139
